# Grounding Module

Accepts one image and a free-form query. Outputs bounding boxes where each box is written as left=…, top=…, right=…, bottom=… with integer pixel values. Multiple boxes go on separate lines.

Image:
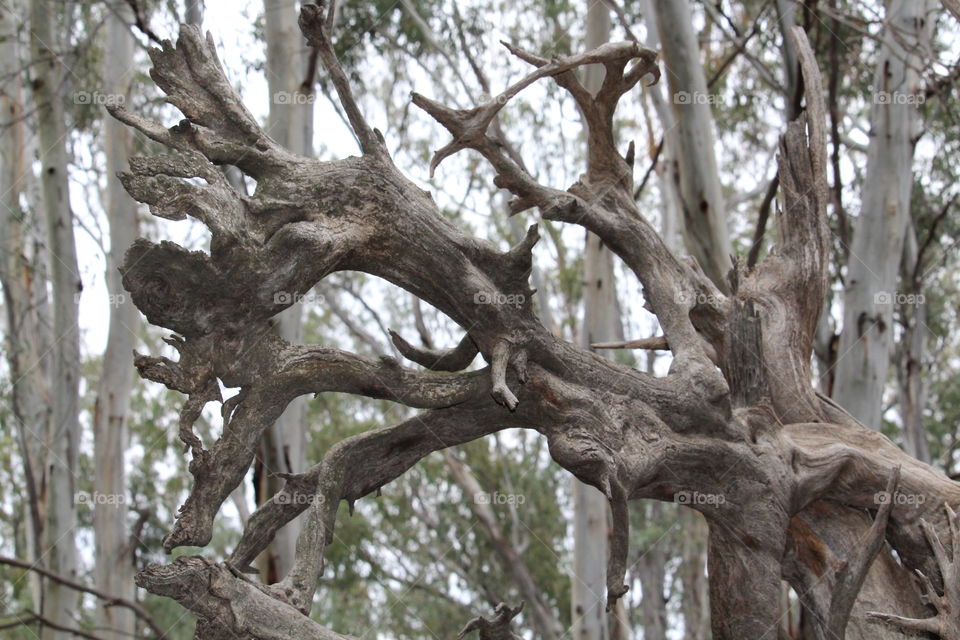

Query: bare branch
left=867, top=503, right=960, bottom=639
left=0, top=555, right=167, bottom=639
left=136, top=556, right=356, bottom=640
left=299, top=2, right=385, bottom=156
left=458, top=602, right=524, bottom=640
left=389, top=330, right=479, bottom=371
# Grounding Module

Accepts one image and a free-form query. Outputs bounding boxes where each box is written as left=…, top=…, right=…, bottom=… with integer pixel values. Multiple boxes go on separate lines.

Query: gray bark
left=107, top=13, right=960, bottom=640
left=833, top=0, right=935, bottom=429
left=650, top=0, right=732, bottom=290
left=93, top=4, right=139, bottom=639
left=29, top=0, right=81, bottom=637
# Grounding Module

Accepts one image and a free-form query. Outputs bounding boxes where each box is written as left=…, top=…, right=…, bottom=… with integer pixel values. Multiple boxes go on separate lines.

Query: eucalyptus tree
left=92, top=4, right=141, bottom=639
left=28, top=1, right=82, bottom=637
left=833, top=0, right=937, bottom=430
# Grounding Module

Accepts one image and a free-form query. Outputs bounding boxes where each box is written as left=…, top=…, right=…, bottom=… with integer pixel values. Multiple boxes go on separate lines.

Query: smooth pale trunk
left=93, top=4, right=139, bottom=639
left=651, top=0, right=731, bottom=290
left=30, top=0, right=81, bottom=637
left=833, top=0, right=934, bottom=430
left=259, top=0, right=315, bottom=582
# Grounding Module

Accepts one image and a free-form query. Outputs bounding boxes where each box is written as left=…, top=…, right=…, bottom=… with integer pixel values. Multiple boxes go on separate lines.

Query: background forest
left=0, top=0, right=958, bottom=638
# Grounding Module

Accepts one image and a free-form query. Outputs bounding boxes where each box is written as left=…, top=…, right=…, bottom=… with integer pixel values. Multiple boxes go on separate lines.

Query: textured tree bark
left=833, top=0, right=936, bottom=430
left=108, top=9, right=960, bottom=639
left=29, top=1, right=81, bottom=637
left=92, top=5, right=140, bottom=639
left=650, top=0, right=731, bottom=290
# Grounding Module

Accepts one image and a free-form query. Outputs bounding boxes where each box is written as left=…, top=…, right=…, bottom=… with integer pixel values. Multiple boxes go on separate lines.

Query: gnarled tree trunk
left=107, top=7, right=960, bottom=640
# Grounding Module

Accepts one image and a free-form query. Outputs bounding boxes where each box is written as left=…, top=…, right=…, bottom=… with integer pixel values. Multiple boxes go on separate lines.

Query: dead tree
left=108, top=5, right=960, bottom=639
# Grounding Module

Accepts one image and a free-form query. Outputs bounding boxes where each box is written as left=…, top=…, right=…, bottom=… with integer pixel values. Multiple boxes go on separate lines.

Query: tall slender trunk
left=632, top=503, right=667, bottom=640
left=678, top=511, right=710, bottom=640
left=572, top=4, right=629, bottom=640
left=0, top=0, right=48, bottom=612
left=256, top=0, right=315, bottom=582
left=29, top=1, right=81, bottom=637
left=651, top=0, right=731, bottom=290
left=642, top=5, right=711, bottom=636
left=896, top=221, right=930, bottom=463
left=93, top=4, right=139, bottom=638
left=832, top=0, right=934, bottom=429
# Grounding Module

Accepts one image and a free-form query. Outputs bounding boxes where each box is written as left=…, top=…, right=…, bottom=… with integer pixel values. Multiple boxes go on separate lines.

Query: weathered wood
left=110, top=9, right=960, bottom=639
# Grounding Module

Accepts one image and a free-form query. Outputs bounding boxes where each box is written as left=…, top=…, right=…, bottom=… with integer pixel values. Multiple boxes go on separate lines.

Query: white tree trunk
left=29, top=1, right=80, bottom=637
left=651, top=0, right=731, bottom=290
left=257, top=0, right=315, bottom=582
left=93, top=4, right=139, bottom=639
left=832, top=0, right=934, bottom=429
